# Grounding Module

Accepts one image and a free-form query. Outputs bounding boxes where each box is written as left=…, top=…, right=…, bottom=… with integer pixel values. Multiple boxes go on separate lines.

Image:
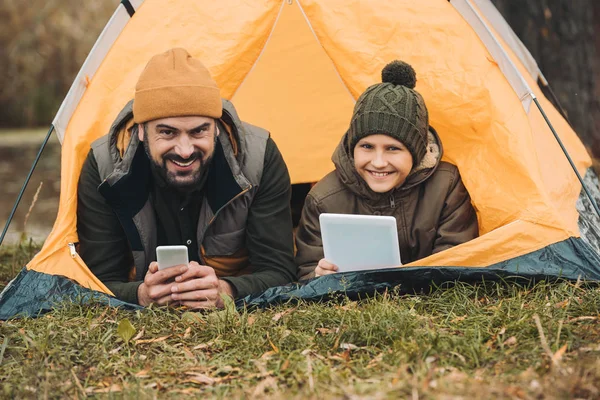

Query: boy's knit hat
left=133, top=48, right=222, bottom=123
left=348, top=60, right=428, bottom=165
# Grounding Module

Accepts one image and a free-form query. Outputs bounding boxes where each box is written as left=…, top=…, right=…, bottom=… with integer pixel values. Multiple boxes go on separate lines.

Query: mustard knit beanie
left=348, top=60, right=428, bottom=165
left=133, top=48, right=222, bottom=123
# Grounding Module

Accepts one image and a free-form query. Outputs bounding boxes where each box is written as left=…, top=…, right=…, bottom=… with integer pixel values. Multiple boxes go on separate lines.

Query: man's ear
left=138, top=123, right=144, bottom=141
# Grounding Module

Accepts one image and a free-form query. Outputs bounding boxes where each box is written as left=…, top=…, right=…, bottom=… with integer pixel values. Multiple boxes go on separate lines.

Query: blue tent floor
left=1, top=237, right=599, bottom=319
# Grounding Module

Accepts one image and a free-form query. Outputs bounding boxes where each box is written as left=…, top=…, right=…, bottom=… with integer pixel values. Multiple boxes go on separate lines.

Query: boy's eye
left=360, top=143, right=373, bottom=149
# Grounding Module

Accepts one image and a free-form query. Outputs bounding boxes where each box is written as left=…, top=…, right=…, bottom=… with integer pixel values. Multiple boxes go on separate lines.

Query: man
left=77, top=48, right=296, bottom=308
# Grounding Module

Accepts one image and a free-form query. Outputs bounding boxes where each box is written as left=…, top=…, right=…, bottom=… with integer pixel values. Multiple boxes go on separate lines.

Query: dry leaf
left=247, top=315, right=256, bottom=326
left=193, top=341, right=214, bottom=350
left=134, top=369, right=150, bottom=378
left=552, top=344, right=568, bottom=363
left=451, top=316, right=467, bottom=323
left=567, top=316, right=597, bottom=323
left=272, top=307, right=296, bottom=322
left=94, top=384, right=122, bottom=393
left=132, top=328, right=145, bottom=342
left=267, top=333, right=279, bottom=353
left=503, top=336, right=518, bottom=346
left=135, top=335, right=170, bottom=344
left=554, top=300, right=569, bottom=309
left=183, top=326, right=192, bottom=339
left=498, top=327, right=506, bottom=335
left=182, top=346, right=195, bottom=359
left=280, top=359, right=290, bottom=371
left=315, top=328, right=334, bottom=335
left=339, top=343, right=358, bottom=350
left=184, top=373, right=215, bottom=385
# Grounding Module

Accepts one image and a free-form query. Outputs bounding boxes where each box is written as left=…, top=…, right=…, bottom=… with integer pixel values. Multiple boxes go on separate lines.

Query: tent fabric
left=1, top=0, right=599, bottom=320
left=236, top=237, right=600, bottom=309
left=0, top=268, right=140, bottom=320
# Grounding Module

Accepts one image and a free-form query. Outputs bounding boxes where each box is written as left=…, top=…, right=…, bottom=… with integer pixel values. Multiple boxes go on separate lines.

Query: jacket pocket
left=203, top=228, right=246, bottom=256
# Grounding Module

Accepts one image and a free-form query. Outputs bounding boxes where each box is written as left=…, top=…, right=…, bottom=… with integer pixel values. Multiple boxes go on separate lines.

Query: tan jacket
left=295, top=128, right=479, bottom=280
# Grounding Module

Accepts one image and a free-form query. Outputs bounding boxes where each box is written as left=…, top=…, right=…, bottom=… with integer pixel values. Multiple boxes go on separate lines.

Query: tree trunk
left=491, top=0, right=600, bottom=157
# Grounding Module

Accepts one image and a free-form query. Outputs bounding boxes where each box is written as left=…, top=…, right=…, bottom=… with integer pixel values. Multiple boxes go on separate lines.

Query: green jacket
left=77, top=100, right=296, bottom=303
left=295, top=127, right=479, bottom=280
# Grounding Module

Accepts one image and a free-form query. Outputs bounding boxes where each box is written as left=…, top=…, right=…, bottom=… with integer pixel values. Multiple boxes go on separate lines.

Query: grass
left=1, top=243, right=600, bottom=398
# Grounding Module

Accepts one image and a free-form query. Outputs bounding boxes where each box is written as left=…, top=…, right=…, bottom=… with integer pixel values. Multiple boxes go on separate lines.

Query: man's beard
left=143, top=131, right=213, bottom=192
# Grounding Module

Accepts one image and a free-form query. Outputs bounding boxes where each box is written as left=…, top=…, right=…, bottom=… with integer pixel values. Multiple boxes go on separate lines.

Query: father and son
left=77, top=48, right=479, bottom=309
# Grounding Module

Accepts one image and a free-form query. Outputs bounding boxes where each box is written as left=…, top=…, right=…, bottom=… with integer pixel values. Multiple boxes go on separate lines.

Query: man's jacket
left=77, top=100, right=296, bottom=303
left=295, top=127, right=479, bottom=280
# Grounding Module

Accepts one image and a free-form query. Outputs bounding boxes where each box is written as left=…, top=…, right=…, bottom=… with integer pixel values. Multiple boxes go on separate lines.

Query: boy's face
left=139, top=116, right=218, bottom=191
left=353, top=134, right=414, bottom=193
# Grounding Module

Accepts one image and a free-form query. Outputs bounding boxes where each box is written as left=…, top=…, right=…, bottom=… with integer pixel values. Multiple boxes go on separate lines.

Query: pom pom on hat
left=381, top=60, right=417, bottom=89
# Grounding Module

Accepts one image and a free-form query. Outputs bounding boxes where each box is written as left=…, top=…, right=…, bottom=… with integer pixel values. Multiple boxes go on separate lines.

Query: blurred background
left=1, top=0, right=599, bottom=243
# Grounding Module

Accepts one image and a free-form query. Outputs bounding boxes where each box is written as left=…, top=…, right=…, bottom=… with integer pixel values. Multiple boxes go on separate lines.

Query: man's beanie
left=348, top=60, right=429, bottom=165
left=133, top=48, right=222, bottom=123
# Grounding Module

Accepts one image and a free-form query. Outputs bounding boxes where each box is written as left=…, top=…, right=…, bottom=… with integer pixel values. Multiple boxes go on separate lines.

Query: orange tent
left=1, top=0, right=599, bottom=317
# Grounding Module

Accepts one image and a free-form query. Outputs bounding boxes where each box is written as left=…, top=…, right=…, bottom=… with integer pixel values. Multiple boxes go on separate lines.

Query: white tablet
left=319, top=213, right=402, bottom=273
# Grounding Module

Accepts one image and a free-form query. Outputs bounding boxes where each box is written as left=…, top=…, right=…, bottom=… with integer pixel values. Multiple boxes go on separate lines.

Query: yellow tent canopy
left=1, top=0, right=600, bottom=317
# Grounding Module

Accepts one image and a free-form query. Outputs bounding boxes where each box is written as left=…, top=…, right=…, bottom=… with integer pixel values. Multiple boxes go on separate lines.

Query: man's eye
left=160, top=130, right=173, bottom=135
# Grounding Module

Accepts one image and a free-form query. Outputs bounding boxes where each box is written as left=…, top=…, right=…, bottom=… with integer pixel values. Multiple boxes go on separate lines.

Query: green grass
left=1, top=243, right=599, bottom=398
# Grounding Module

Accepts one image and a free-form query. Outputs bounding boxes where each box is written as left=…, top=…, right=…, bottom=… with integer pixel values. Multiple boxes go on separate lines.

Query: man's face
left=139, top=116, right=218, bottom=191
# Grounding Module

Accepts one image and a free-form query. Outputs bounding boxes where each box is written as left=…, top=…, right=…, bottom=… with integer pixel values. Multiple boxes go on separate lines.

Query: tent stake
left=0, top=125, right=55, bottom=247
left=532, top=97, right=600, bottom=218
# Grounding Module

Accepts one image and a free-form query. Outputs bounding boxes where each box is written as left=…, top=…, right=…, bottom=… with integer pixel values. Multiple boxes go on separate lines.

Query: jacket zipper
left=68, top=242, right=77, bottom=258
left=390, top=196, right=396, bottom=208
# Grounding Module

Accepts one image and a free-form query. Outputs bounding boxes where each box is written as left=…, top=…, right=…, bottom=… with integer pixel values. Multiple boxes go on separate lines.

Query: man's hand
left=137, top=261, right=187, bottom=307
left=315, top=258, right=339, bottom=277
left=170, top=262, right=235, bottom=309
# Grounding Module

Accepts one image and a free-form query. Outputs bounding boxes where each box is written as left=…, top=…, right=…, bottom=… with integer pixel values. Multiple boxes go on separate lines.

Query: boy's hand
left=315, top=259, right=339, bottom=277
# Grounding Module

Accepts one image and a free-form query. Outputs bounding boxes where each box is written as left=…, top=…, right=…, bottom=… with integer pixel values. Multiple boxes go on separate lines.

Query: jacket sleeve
left=221, top=138, right=297, bottom=298
left=294, top=193, right=324, bottom=281
left=432, top=168, right=479, bottom=253
left=77, top=150, right=141, bottom=304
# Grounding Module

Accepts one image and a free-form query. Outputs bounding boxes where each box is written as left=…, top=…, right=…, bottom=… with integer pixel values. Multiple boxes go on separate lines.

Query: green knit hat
left=348, top=60, right=429, bottom=165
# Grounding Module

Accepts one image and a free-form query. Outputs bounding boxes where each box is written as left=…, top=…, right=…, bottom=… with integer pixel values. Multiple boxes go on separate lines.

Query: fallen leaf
left=554, top=300, right=569, bottom=309
left=135, top=335, right=170, bottom=344
left=451, top=316, right=467, bottom=323
left=181, top=312, right=205, bottom=325
left=134, top=369, right=150, bottom=378
left=272, top=308, right=296, bottom=322
left=567, top=316, right=597, bottom=323
left=267, top=332, right=279, bottom=353
left=261, top=350, right=277, bottom=359
left=280, top=359, right=290, bottom=371
left=94, top=384, right=122, bottom=393
left=425, top=356, right=437, bottom=364
left=339, top=343, right=358, bottom=350
left=184, top=373, right=215, bottom=385
left=183, top=326, right=192, bottom=339
left=503, top=336, right=518, bottom=346
left=182, top=346, right=195, bottom=359
left=498, top=327, right=506, bottom=335
left=247, top=315, right=256, bottom=326
left=132, top=328, right=145, bottom=342
left=193, top=341, right=214, bottom=350
left=109, top=346, right=122, bottom=355
left=552, top=344, right=568, bottom=363
left=117, top=319, right=136, bottom=343
left=315, top=328, right=334, bottom=335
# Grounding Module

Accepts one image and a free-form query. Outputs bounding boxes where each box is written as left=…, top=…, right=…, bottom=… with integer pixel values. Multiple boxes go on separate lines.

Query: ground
left=1, top=241, right=599, bottom=399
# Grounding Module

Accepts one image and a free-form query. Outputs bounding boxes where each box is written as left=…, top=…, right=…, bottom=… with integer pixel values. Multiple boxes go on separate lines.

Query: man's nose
left=175, top=135, right=194, bottom=159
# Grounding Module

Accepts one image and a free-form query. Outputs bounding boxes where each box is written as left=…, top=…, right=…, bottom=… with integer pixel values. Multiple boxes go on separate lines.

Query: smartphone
left=156, top=245, right=189, bottom=270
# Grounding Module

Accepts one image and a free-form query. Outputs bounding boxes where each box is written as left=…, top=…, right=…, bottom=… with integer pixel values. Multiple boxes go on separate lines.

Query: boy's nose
left=371, top=152, right=387, bottom=168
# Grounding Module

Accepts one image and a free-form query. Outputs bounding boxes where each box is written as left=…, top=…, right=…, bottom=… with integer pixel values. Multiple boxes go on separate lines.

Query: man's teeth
left=172, top=159, right=195, bottom=167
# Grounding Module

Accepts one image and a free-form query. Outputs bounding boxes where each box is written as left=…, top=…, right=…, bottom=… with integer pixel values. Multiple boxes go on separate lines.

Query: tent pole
left=0, top=125, right=55, bottom=247
left=532, top=97, right=600, bottom=218
left=538, top=78, right=571, bottom=125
